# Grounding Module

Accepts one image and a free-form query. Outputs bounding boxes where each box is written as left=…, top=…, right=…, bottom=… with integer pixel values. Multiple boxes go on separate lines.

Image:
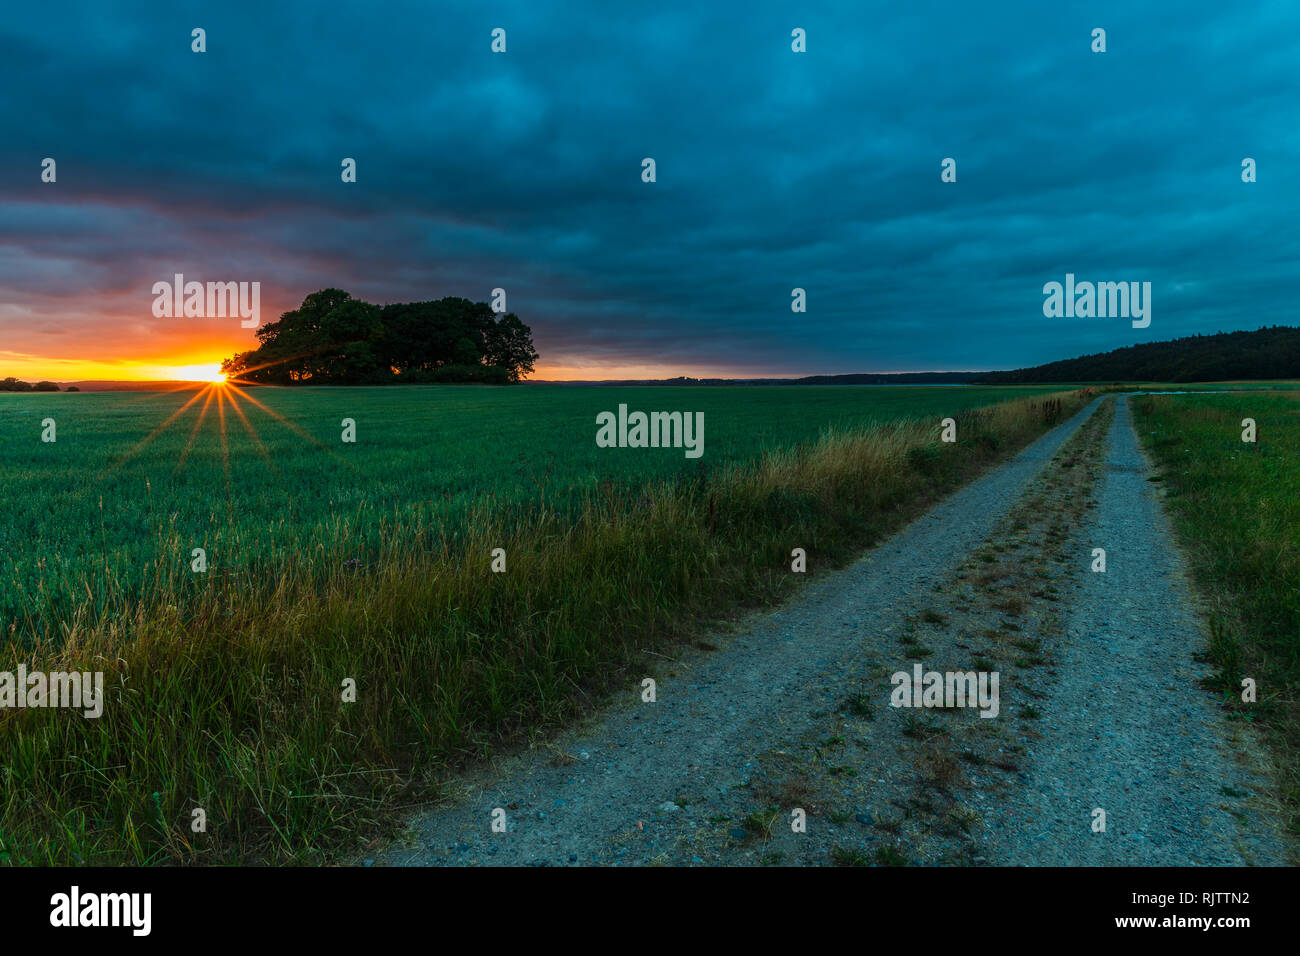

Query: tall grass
left=1132, top=392, right=1300, bottom=841
left=0, top=384, right=1068, bottom=644
left=0, top=389, right=1089, bottom=864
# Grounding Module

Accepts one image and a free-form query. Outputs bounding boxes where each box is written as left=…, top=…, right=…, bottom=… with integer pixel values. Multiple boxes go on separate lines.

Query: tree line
left=0, top=378, right=63, bottom=391
left=977, top=326, right=1300, bottom=383
left=220, top=289, right=539, bottom=385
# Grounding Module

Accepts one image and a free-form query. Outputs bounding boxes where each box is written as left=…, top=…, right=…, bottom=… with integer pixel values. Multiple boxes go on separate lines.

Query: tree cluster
left=1, top=378, right=60, bottom=391
left=221, top=289, right=538, bottom=385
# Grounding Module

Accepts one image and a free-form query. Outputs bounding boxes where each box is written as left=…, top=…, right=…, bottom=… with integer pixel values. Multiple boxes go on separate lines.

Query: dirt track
left=376, top=396, right=1287, bottom=866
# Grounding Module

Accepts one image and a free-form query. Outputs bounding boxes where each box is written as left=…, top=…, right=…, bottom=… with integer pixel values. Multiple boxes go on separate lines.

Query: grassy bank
left=0, top=388, right=1090, bottom=864
left=1132, top=392, right=1300, bottom=840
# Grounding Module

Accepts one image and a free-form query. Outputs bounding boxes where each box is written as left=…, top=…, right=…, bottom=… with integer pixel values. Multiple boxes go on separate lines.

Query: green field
left=0, top=384, right=1061, bottom=644
left=1132, top=391, right=1300, bottom=836
left=0, top=383, right=1085, bottom=864
left=1126, top=381, right=1300, bottom=392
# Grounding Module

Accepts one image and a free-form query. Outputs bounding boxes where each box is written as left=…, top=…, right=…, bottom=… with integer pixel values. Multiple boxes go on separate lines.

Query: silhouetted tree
left=223, top=290, right=538, bottom=385
left=484, top=313, right=539, bottom=382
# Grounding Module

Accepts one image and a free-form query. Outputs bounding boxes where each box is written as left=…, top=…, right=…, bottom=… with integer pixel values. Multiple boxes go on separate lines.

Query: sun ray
left=219, top=345, right=345, bottom=383
left=222, top=385, right=277, bottom=471
left=91, top=352, right=358, bottom=489
left=225, top=384, right=359, bottom=472
left=215, top=386, right=232, bottom=496
left=175, top=385, right=218, bottom=474
left=113, top=380, right=216, bottom=408
left=98, top=384, right=214, bottom=481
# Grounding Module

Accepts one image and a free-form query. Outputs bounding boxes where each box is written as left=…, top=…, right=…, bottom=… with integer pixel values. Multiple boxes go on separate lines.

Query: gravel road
left=376, top=395, right=1288, bottom=866
left=982, top=396, right=1286, bottom=865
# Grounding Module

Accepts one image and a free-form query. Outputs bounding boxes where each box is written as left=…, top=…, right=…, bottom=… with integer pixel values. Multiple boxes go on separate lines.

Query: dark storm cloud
left=1, top=0, right=1297, bottom=374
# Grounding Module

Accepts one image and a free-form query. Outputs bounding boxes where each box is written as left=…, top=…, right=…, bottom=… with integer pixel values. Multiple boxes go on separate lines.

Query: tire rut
left=981, top=396, right=1288, bottom=865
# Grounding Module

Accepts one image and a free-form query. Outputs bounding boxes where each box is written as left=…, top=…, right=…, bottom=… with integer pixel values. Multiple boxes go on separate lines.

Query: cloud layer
left=2, top=0, right=1297, bottom=378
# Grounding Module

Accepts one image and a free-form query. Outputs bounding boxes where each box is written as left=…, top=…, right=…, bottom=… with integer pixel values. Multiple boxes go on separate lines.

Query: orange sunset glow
left=2, top=347, right=741, bottom=385
left=0, top=304, right=254, bottom=383
left=0, top=281, right=759, bottom=385
left=0, top=353, right=231, bottom=383
left=2, top=293, right=764, bottom=385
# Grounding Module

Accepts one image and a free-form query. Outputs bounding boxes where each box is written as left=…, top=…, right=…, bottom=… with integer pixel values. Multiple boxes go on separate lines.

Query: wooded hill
left=976, top=326, right=1300, bottom=384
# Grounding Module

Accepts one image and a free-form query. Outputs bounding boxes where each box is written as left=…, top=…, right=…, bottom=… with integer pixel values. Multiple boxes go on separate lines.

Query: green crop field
left=1126, top=381, right=1300, bottom=392
left=0, top=384, right=1060, bottom=644
left=0, top=382, right=1086, bottom=864
left=1132, top=390, right=1300, bottom=836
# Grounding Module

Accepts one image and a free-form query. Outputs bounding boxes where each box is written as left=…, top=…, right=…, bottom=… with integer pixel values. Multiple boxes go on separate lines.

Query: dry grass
left=0, top=388, right=1092, bottom=864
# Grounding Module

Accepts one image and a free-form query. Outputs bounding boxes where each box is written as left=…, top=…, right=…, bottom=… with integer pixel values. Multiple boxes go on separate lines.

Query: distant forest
left=221, top=289, right=539, bottom=385
left=976, top=326, right=1300, bottom=384
left=0, top=377, right=62, bottom=391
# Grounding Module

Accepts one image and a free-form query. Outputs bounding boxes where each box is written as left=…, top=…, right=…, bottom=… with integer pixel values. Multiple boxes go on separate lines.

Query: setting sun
left=168, top=363, right=226, bottom=383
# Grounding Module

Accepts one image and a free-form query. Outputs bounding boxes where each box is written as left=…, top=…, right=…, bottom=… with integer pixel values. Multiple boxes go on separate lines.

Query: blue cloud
left=1, top=0, right=1297, bottom=374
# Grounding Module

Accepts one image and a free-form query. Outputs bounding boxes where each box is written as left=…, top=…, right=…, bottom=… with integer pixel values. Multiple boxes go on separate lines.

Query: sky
left=1, top=1, right=1297, bottom=381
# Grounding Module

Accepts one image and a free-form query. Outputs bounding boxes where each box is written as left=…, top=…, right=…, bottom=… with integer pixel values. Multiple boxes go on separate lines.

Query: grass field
left=0, top=383, right=1084, bottom=864
left=0, top=384, right=1064, bottom=644
left=1132, top=391, right=1300, bottom=838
